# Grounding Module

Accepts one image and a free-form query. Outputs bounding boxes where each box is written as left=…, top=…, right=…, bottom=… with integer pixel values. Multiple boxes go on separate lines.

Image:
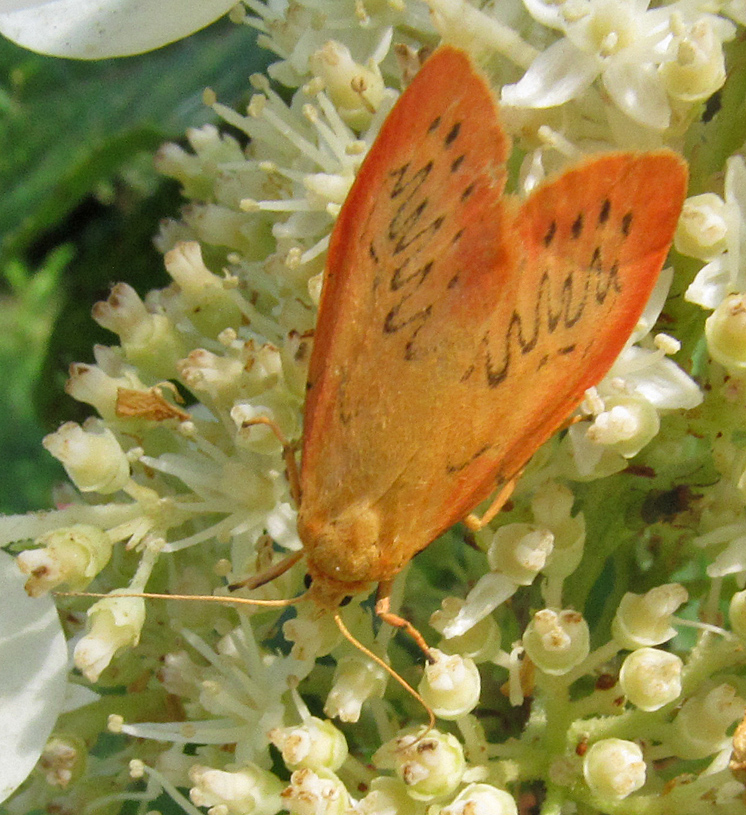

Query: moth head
left=299, top=499, right=383, bottom=586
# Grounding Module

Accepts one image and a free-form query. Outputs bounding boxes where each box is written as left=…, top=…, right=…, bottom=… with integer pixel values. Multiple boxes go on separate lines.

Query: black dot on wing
left=461, top=183, right=475, bottom=201
left=452, top=228, right=464, bottom=244
left=428, top=116, right=441, bottom=133
left=544, top=221, right=556, bottom=247
left=451, top=154, right=465, bottom=173
left=447, top=273, right=460, bottom=289
left=599, top=199, right=611, bottom=225
left=621, top=212, right=633, bottom=236
left=572, top=213, right=584, bottom=239
left=445, top=122, right=461, bottom=146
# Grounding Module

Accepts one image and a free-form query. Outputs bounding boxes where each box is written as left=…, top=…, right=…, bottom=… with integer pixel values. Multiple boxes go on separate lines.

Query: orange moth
left=281, top=44, right=688, bottom=624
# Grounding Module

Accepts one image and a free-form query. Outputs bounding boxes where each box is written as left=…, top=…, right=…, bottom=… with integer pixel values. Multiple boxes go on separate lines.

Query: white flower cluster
left=3, top=0, right=746, bottom=814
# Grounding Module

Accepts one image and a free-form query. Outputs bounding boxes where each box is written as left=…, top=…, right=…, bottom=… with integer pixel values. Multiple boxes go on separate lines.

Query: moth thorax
left=299, top=499, right=383, bottom=585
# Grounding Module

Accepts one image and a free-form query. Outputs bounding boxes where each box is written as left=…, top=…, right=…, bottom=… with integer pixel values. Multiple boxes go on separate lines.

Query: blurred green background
left=0, top=18, right=269, bottom=514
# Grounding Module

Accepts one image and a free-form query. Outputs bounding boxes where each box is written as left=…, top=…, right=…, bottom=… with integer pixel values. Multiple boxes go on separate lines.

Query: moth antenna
left=55, top=590, right=302, bottom=609
left=332, top=610, right=436, bottom=735
left=229, top=550, right=304, bottom=591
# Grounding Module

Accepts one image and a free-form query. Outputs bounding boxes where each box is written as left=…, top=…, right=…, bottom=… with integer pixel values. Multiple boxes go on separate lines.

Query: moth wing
left=301, top=45, right=512, bottom=571
left=437, top=152, right=689, bottom=527
left=300, top=44, right=687, bottom=577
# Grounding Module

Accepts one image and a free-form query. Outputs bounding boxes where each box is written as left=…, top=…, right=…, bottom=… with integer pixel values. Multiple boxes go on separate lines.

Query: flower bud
left=612, top=584, right=687, bottom=649
left=179, top=348, right=246, bottom=403
left=356, top=777, right=422, bottom=815
left=486, top=523, right=554, bottom=585
left=73, top=591, right=146, bottom=682
left=283, top=605, right=342, bottom=661
left=523, top=609, right=589, bottom=675
left=309, top=40, right=385, bottom=130
left=674, top=193, right=728, bottom=261
left=531, top=481, right=575, bottom=526
left=268, top=717, right=348, bottom=772
left=38, top=735, right=86, bottom=788
left=672, top=684, right=745, bottom=760
left=17, top=525, right=113, bottom=596
left=65, top=358, right=145, bottom=421
left=437, top=783, right=518, bottom=815
left=585, top=395, right=659, bottom=458
left=164, top=241, right=242, bottom=336
left=583, top=739, right=646, bottom=799
left=189, top=762, right=284, bottom=815
left=324, top=655, right=387, bottom=723
left=418, top=649, right=481, bottom=719
left=43, top=420, right=130, bottom=494
left=374, top=728, right=465, bottom=801
left=280, top=767, right=349, bottom=815
left=706, top=293, right=746, bottom=374
left=661, top=19, right=726, bottom=103
left=92, top=283, right=187, bottom=378
left=619, top=647, right=682, bottom=711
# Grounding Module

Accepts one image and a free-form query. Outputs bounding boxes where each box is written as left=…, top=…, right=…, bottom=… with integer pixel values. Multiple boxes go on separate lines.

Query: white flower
left=672, top=684, right=745, bottom=760
left=16, top=524, right=113, bottom=596
left=619, top=647, right=683, bottom=710
left=612, top=584, right=688, bottom=649
left=268, top=717, right=348, bottom=772
left=583, top=738, right=646, bottom=799
left=74, top=590, right=146, bottom=681
left=685, top=157, right=746, bottom=309
left=43, top=419, right=130, bottom=495
left=189, top=762, right=285, bottom=815
left=567, top=269, right=702, bottom=477
left=374, top=729, right=466, bottom=802
left=114, top=623, right=309, bottom=765
left=323, top=654, right=387, bottom=723
left=0, top=0, right=237, bottom=58
left=281, top=767, right=350, bottom=815
left=523, top=608, right=590, bottom=675
left=437, top=783, right=518, bottom=815
left=0, top=550, right=68, bottom=805
left=418, top=649, right=481, bottom=719
left=502, top=0, right=732, bottom=130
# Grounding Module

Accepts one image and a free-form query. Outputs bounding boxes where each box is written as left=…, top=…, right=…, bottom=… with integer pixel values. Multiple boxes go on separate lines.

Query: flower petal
left=602, top=60, right=670, bottom=130
left=618, top=349, right=703, bottom=410
left=0, top=0, right=237, bottom=58
left=521, top=0, right=566, bottom=30
left=685, top=256, right=730, bottom=309
left=0, top=550, right=68, bottom=803
left=501, top=39, right=600, bottom=108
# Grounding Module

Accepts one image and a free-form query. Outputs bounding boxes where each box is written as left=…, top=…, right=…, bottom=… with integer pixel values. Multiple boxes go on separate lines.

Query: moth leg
left=240, top=416, right=301, bottom=506
left=464, top=477, right=517, bottom=531
left=229, top=550, right=303, bottom=591
left=375, top=580, right=434, bottom=662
